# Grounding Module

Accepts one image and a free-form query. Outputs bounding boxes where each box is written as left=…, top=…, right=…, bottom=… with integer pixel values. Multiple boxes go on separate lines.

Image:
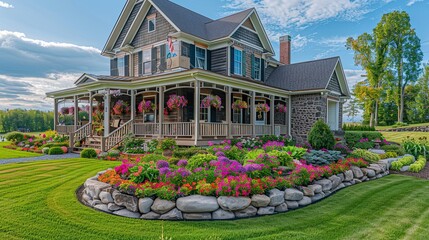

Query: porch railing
left=200, top=123, right=228, bottom=137
left=255, top=125, right=272, bottom=136
left=231, top=124, right=253, bottom=137
left=104, top=120, right=133, bottom=151
left=134, top=123, right=159, bottom=136
left=163, top=122, right=194, bottom=137
left=57, top=125, right=79, bottom=135
left=275, top=124, right=288, bottom=135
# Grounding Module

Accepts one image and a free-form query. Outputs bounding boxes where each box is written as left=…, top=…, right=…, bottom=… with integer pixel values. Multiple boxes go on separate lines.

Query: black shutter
left=242, top=51, right=246, bottom=77
left=138, top=51, right=143, bottom=76
left=206, top=50, right=212, bottom=71
left=261, top=59, right=265, bottom=82
left=110, top=58, right=118, bottom=76
left=160, top=44, right=166, bottom=71
left=251, top=54, right=255, bottom=79
left=190, top=44, right=195, bottom=69
left=151, top=47, right=158, bottom=74
left=230, top=47, right=234, bottom=75
left=124, top=55, right=130, bottom=76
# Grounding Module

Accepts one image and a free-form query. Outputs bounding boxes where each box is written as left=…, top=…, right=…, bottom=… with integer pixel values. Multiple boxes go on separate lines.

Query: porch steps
left=82, top=136, right=102, bottom=150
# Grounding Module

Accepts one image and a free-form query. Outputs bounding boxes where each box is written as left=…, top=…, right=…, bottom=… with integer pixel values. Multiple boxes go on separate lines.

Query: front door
left=327, top=101, right=339, bottom=130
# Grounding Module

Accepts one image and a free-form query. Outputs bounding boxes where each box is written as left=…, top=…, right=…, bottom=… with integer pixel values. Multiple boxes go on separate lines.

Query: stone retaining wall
left=80, top=159, right=394, bottom=221
left=385, top=126, right=429, bottom=132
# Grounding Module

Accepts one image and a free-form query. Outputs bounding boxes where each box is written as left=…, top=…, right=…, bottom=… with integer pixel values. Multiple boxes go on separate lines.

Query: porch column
left=158, top=87, right=164, bottom=139
left=54, top=99, right=58, bottom=131
left=288, top=97, right=292, bottom=138
left=104, top=89, right=111, bottom=137
left=74, top=95, right=79, bottom=130
left=88, top=92, right=93, bottom=123
left=131, top=90, right=136, bottom=134
left=270, top=95, right=275, bottom=135
left=194, top=80, right=200, bottom=145
left=226, top=86, right=232, bottom=139
left=251, top=91, right=256, bottom=137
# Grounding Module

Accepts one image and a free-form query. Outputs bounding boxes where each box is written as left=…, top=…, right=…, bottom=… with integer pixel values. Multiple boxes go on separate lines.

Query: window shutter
left=138, top=51, right=143, bottom=76
left=160, top=45, right=166, bottom=72
left=124, top=55, right=130, bottom=76
left=230, top=47, right=234, bottom=75
left=151, top=47, right=158, bottom=74
left=190, top=44, right=195, bottom=69
left=110, top=58, right=118, bottom=76
left=250, top=54, right=255, bottom=79
left=242, top=51, right=246, bottom=77
left=261, top=59, right=265, bottom=82
left=206, top=50, right=212, bottom=71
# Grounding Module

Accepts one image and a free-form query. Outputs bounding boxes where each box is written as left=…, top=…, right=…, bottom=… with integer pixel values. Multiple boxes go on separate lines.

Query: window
left=181, top=42, right=190, bottom=57
left=200, top=94, right=210, bottom=121
left=234, top=49, right=242, bottom=75
left=142, top=49, right=152, bottom=75
left=117, top=57, right=125, bottom=76
left=195, top=47, right=206, bottom=69
left=148, top=18, right=156, bottom=32
left=232, top=97, right=243, bottom=123
left=253, top=57, right=261, bottom=80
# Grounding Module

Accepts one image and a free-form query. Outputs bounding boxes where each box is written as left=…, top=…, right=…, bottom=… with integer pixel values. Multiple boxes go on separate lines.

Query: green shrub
left=5, top=132, right=32, bottom=143
left=188, top=154, right=217, bottom=169
left=245, top=149, right=266, bottom=160
left=283, top=146, right=307, bottom=159
left=391, top=156, right=415, bottom=171
left=123, top=135, right=145, bottom=154
left=141, top=154, right=167, bottom=163
left=402, top=137, right=428, bottom=158
left=108, top=149, right=121, bottom=158
left=42, top=147, right=50, bottom=154
left=345, top=131, right=383, bottom=147
left=392, top=122, right=408, bottom=128
left=349, top=149, right=380, bottom=163
left=342, top=124, right=376, bottom=131
left=268, top=150, right=293, bottom=167
left=49, top=147, right=64, bottom=155
left=40, top=142, right=69, bottom=149
left=409, top=156, right=427, bottom=173
left=303, top=150, right=343, bottom=166
left=224, top=146, right=246, bottom=162
left=80, top=148, right=98, bottom=159
left=381, top=144, right=406, bottom=156
left=308, top=120, right=335, bottom=150
left=354, top=141, right=375, bottom=149
left=379, top=152, right=398, bottom=159
left=158, top=138, right=177, bottom=151
left=173, top=147, right=207, bottom=159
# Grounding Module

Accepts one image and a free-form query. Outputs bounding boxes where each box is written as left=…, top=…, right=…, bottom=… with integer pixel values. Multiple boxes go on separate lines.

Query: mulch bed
left=391, top=162, right=429, bottom=180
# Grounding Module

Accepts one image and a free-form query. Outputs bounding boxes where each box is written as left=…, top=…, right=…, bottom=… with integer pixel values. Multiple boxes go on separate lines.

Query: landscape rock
left=284, top=188, right=304, bottom=201
left=344, top=170, right=353, bottom=181
left=301, top=186, right=315, bottom=197
left=354, top=179, right=362, bottom=184
left=307, top=184, right=322, bottom=194
left=84, top=180, right=110, bottom=199
left=113, top=209, right=141, bottom=218
left=177, top=195, right=219, bottom=212
left=141, top=211, right=161, bottom=220
left=350, top=166, right=364, bottom=179
left=234, top=206, right=257, bottom=218
left=82, top=193, right=91, bottom=203
left=310, top=193, right=325, bottom=202
left=376, top=174, right=383, bottom=179
left=400, top=166, right=410, bottom=172
left=107, top=203, right=123, bottom=211
left=113, top=193, right=138, bottom=212
left=99, top=191, right=113, bottom=204
left=159, top=208, right=183, bottom=220
left=138, top=198, right=154, bottom=214
left=314, top=179, right=332, bottom=192
left=94, top=204, right=110, bottom=212
left=337, top=173, right=345, bottom=182
left=285, top=201, right=299, bottom=209
left=362, top=168, right=376, bottom=178
left=251, top=194, right=270, bottom=207
left=90, top=200, right=102, bottom=207
left=257, top=207, right=275, bottom=215
left=183, top=213, right=212, bottom=220
left=268, top=189, right=285, bottom=206
left=274, top=203, right=288, bottom=212
left=217, top=196, right=250, bottom=211
left=343, top=182, right=352, bottom=187
left=369, top=164, right=383, bottom=174
left=369, top=149, right=385, bottom=155
left=212, top=209, right=235, bottom=220
left=329, top=175, right=342, bottom=189
left=298, top=196, right=312, bottom=206
left=151, top=198, right=176, bottom=214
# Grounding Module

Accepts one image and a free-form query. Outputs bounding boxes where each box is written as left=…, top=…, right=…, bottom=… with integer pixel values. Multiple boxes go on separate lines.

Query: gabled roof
left=265, top=57, right=350, bottom=96
left=205, top=9, right=254, bottom=40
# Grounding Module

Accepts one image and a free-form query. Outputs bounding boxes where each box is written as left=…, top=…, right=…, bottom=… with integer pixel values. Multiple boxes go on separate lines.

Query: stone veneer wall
left=291, top=94, right=327, bottom=144
left=80, top=160, right=393, bottom=221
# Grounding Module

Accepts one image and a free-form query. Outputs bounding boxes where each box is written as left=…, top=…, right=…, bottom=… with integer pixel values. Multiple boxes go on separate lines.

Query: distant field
left=376, top=123, right=429, bottom=131
left=380, top=131, right=429, bottom=143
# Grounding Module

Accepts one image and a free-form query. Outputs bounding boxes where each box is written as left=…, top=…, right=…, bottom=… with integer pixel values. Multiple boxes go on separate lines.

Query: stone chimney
left=279, top=35, right=291, bottom=65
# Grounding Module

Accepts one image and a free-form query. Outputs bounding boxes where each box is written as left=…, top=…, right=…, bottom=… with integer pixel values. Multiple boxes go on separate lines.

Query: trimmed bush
left=141, top=154, right=167, bottom=163
left=391, top=156, right=415, bottom=171
left=40, top=142, right=69, bottom=149
left=345, top=131, right=383, bottom=147
left=108, top=149, right=121, bottom=158
left=381, top=145, right=405, bottom=156
left=42, top=147, right=50, bottom=154
left=80, top=148, right=98, bottom=159
left=308, top=120, right=335, bottom=150
left=188, top=154, right=217, bottom=169
left=409, top=156, right=427, bottom=173
left=173, top=147, right=208, bottom=159
left=5, top=132, right=24, bottom=143
left=158, top=138, right=177, bottom=151
left=380, top=152, right=398, bottom=159
left=61, top=146, right=68, bottom=153
left=342, top=124, right=376, bottom=131
left=303, top=150, right=343, bottom=166
left=349, top=149, right=380, bottom=163
left=354, top=141, right=375, bottom=150
left=48, top=147, right=64, bottom=155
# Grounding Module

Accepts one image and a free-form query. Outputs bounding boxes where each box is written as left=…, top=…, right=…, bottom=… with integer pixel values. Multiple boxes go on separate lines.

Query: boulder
left=177, top=195, right=219, bottom=213
left=314, top=179, right=332, bottom=192
left=400, top=166, right=410, bottom=172
left=378, top=162, right=388, bottom=172
left=159, top=208, right=183, bottom=220
left=84, top=180, right=110, bottom=199
left=138, top=198, right=154, bottom=214
left=94, top=204, right=110, bottom=212
left=362, top=168, right=376, bottom=178
left=82, top=193, right=91, bottom=203
left=344, top=170, right=353, bottom=181
left=275, top=203, right=288, bottom=212
left=310, top=193, right=325, bottom=202
left=376, top=174, right=383, bottom=179
left=107, top=203, right=123, bottom=211
left=113, top=209, right=141, bottom=218
left=212, top=209, right=235, bottom=220
left=335, top=183, right=345, bottom=191
left=354, top=179, right=362, bottom=184
left=369, top=164, right=383, bottom=174
left=217, top=196, right=251, bottom=211
left=307, top=184, right=322, bottom=194
left=369, top=149, right=385, bottom=155
left=343, top=182, right=352, bottom=187
left=301, top=186, right=315, bottom=197
left=251, top=194, right=270, bottom=207
left=183, top=213, right=212, bottom=220
left=362, top=176, right=368, bottom=181
left=234, top=206, right=257, bottom=218
left=90, top=200, right=102, bottom=207
left=298, top=196, right=312, bottom=206
left=141, top=211, right=161, bottom=220
left=336, top=173, right=345, bottom=182
left=350, top=166, right=364, bottom=179
left=151, top=198, right=176, bottom=214
left=113, top=193, right=138, bottom=212
left=268, top=189, right=285, bottom=206
left=285, top=201, right=299, bottom=209
left=257, top=207, right=275, bottom=215
left=329, top=175, right=341, bottom=189
left=284, top=188, right=304, bottom=201
left=99, top=191, right=113, bottom=204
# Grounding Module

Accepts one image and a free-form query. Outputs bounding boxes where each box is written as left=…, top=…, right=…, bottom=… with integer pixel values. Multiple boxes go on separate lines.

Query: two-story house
left=46, top=0, right=350, bottom=151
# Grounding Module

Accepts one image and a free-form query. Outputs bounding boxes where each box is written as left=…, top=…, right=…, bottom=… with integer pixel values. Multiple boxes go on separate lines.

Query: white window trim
left=142, top=49, right=152, bottom=75
left=253, top=56, right=261, bottom=80
left=117, top=57, right=125, bottom=76
left=195, top=46, right=207, bottom=70
left=148, top=18, right=156, bottom=33
left=327, top=99, right=340, bottom=131
left=234, top=49, right=243, bottom=75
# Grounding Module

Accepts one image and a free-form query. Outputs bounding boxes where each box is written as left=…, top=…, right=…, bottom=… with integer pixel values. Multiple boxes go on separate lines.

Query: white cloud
left=0, top=1, right=13, bottom=8
left=344, top=69, right=366, bottom=89
left=407, top=0, right=423, bottom=6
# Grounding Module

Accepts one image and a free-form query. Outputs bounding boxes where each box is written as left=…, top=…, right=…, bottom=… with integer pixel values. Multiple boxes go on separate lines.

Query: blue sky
left=0, top=0, right=428, bottom=110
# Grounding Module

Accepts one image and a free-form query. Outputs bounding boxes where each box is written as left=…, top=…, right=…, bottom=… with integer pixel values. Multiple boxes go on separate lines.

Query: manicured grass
left=0, top=141, right=42, bottom=159
left=376, top=123, right=429, bottom=131
left=1, top=159, right=429, bottom=239
left=381, top=131, right=429, bottom=143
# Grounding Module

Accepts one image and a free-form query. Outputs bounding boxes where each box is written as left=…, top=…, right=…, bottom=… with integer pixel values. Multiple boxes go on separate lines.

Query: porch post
left=88, top=92, right=93, bottom=123
left=226, top=86, right=232, bottom=139
left=104, top=89, right=111, bottom=137
left=288, top=97, right=292, bottom=138
left=131, top=90, right=136, bottom=134
left=74, top=95, right=79, bottom=130
left=158, top=87, right=164, bottom=139
left=251, top=91, right=256, bottom=137
left=54, top=99, right=58, bottom=131
left=194, top=80, right=200, bottom=145
left=270, top=95, right=275, bottom=135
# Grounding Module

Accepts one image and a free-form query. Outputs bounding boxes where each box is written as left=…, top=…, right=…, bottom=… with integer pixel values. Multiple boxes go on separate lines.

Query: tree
left=343, top=95, right=360, bottom=122
left=415, top=64, right=429, bottom=122
left=353, top=80, right=381, bottom=126
left=374, top=11, right=423, bottom=123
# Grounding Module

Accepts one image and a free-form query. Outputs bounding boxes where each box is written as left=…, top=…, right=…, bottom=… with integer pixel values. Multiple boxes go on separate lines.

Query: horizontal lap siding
left=327, top=72, right=342, bottom=93
left=210, top=48, right=228, bottom=76
left=113, top=2, right=143, bottom=50
left=232, top=27, right=263, bottom=48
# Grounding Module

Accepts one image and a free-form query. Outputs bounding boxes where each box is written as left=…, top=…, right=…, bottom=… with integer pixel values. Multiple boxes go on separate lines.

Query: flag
left=167, top=36, right=175, bottom=54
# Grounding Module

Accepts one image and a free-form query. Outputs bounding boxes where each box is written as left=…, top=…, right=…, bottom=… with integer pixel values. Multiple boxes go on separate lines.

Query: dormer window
left=148, top=18, right=156, bottom=32
left=195, top=46, right=206, bottom=69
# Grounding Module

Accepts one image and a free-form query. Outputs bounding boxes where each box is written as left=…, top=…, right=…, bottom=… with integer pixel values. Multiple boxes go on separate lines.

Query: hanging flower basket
left=256, top=103, right=270, bottom=118
left=138, top=100, right=156, bottom=113
left=68, top=106, right=75, bottom=115
left=60, top=107, right=69, bottom=115
left=231, top=100, right=248, bottom=111
left=112, top=100, right=130, bottom=115
left=167, top=95, right=188, bottom=111
left=201, top=95, right=223, bottom=110
left=275, top=103, right=287, bottom=113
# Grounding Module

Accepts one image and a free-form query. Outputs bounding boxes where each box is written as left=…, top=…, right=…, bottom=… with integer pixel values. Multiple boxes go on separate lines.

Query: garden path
left=0, top=153, right=80, bottom=164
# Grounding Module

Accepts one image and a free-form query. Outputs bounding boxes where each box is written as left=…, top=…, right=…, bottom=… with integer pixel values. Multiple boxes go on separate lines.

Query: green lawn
left=1, top=159, right=429, bottom=239
left=376, top=123, right=429, bottom=131
left=380, top=131, right=429, bottom=143
left=0, top=141, right=42, bottom=159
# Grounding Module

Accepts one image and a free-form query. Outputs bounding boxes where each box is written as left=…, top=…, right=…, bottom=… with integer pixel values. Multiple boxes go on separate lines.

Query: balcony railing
left=200, top=123, right=228, bottom=137
left=231, top=123, right=253, bottom=137
left=144, top=56, right=190, bottom=76
left=255, top=125, right=272, bottom=136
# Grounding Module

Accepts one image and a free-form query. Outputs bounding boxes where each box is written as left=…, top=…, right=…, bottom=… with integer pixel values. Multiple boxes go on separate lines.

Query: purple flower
left=208, top=141, right=215, bottom=146
left=193, top=167, right=203, bottom=173
left=156, top=160, right=169, bottom=169
left=159, top=167, right=171, bottom=175
left=177, top=159, right=188, bottom=167
left=177, top=168, right=191, bottom=177
left=244, top=163, right=263, bottom=172
left=218, top=156, right=230, bottom=164
left=209, top=160, right=218, bottom=166
left=224, top=145, right=231, bottom=151
left=215, top=151, right=225, bottom=157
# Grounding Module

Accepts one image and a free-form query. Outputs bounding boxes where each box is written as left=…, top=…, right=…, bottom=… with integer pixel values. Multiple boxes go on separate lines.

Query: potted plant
left=275, top=103, right=287, bottom=113
left=112, top=100, right=130, bottom=115
left=201, top=95, right=222, bottom=110
left=231, top=100, right=248, bottom=110
left=256, top=103, right=270, bottom=118
left=138, top=100, right=157, bottom=113
left=167, top=95, right=188, bottom=111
